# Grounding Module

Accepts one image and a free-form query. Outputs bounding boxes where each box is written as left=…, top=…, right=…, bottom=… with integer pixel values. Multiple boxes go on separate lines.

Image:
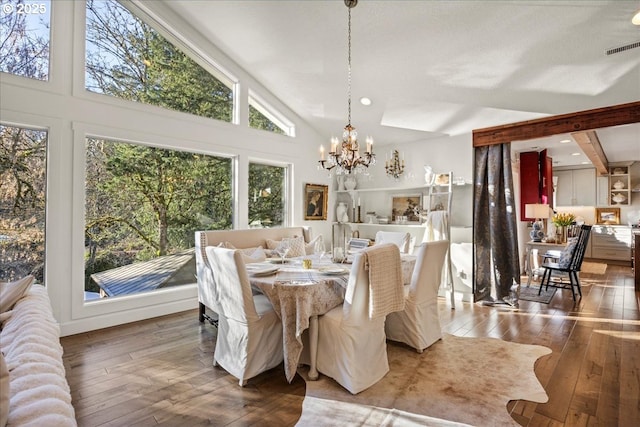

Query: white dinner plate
left=249, top=266, right=279, bottom=276
left=319, top=267, right=349, bottom=275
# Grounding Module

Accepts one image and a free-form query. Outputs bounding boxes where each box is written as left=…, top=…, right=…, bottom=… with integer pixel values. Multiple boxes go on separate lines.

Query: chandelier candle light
left=318, top=0, right=375, bottom=175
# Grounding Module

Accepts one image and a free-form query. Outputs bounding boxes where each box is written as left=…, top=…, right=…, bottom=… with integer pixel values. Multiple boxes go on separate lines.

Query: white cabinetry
left=554, top=168, right=595, bottom=206
left=596, top=176, right=610, bottom=206
left=590, top=225, right=632, bottom=263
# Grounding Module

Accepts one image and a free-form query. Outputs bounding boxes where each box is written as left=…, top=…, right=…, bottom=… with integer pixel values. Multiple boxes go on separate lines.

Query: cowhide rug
left=296, top=334, right=551, bottom=426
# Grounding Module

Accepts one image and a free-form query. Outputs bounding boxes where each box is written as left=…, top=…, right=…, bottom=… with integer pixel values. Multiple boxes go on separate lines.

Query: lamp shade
left=525, top=203, right=549, bottom=220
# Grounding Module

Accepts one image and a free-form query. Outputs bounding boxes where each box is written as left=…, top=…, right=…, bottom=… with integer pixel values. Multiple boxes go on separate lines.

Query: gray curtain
left=473, top=143, right=520, bottom=305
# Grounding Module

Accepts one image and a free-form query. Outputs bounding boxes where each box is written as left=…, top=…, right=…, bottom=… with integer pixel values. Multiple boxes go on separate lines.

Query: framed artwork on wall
left=595, top=207, right=620, bottom=225
left=304, top=183, right=328, bottom=220
left=391, top=195, right=421, bottom=223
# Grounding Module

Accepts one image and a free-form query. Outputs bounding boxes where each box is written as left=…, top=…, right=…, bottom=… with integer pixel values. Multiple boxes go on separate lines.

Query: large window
left=0, top=124, right=47, bottom=282
left=0, top=0, right=50, bottom=80
left=84, top=138, right=232, bottom=299
left=248, top=162, right=287, bottom=228
left=85, top=0, right=233, bottom=122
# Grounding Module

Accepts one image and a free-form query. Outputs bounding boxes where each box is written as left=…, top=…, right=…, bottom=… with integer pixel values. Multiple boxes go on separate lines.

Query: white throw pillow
left=305, top=235, right=324, bottom=255
left=266, top=236, right=306, bottom=258
left=217, top=242, right=267, bottom=264
left=0, top=275, right=35, bottom=314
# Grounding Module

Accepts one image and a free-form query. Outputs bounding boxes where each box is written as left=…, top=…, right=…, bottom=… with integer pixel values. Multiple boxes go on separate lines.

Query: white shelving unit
left=609, top=165, right=631, bottom=206
left=335, top=172, right=458, bottom=308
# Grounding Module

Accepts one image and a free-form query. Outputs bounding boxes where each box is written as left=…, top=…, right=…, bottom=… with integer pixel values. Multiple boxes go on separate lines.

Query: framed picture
left=391, top=195, right=422, bottom=222
left=304, top=183, right=328, bottom=220
left=595, top=207, right=620, bottom=225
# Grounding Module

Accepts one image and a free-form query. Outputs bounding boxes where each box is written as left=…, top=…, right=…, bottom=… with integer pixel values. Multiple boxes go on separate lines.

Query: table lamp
left=525, top=203, right=549, bottom=242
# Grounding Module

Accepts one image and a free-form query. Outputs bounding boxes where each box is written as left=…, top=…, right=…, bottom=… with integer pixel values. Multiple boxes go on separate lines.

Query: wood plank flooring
left=61, top=265, right=640, bottom=426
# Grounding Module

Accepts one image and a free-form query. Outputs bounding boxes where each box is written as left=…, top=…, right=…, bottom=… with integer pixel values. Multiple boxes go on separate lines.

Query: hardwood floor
left=62, top=265, right=640, bottom=426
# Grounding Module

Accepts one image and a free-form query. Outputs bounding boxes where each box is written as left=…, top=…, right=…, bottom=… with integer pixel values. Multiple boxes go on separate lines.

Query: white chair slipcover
left=385, top=240, right=449, bottom=352
left=316, top=245, right=403, bottom=394
left=205, top=246, right=284, bottom=386
left=374, top=231, right=412, bottom=254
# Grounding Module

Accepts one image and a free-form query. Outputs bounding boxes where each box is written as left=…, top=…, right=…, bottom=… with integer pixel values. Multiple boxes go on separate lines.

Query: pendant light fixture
left=318, top=0, right=375, bottom=175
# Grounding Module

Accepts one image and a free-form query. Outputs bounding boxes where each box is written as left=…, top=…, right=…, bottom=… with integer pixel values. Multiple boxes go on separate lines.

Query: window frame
left=248, top=90, right=295, bottom=137
left=247, top=159, right=291, bottom=228
left=78, top=0, right=240, bottom=125
left=71, top=122, right=237, bottom=322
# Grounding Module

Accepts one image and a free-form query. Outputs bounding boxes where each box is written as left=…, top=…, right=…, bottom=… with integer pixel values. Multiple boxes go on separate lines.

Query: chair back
left=570, top=225, right=592, bottom=272
left=342, top=251, right=371, bottom=325
left=205, top=246, right=260, bottom=323
left=409, top=240, right=449, bottom=304
left=374, top=231, right=411, bottom=253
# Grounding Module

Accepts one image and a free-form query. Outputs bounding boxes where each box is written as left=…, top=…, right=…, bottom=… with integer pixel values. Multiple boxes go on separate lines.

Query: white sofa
left=0, top=281, right=77, bottom=427
left=195, top=227, right=312, bottom=323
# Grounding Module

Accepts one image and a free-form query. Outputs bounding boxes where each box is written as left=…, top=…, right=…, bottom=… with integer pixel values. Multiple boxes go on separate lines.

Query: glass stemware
left=314, top=239, right=326, bottom=262
left=276, top=239, right=290, bottom=263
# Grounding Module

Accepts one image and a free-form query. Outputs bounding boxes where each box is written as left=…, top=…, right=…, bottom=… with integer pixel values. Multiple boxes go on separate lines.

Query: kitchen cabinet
left=590, top=225, right=632, bottom=263
left=520, top=150, right=553, bottom=221
left=554, top=168, right=595, bottom=206
left=609, top=165, right=631, bottom=206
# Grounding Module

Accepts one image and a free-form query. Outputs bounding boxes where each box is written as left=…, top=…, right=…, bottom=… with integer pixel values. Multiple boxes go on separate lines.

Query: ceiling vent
left=605, top=40, right=640, bottom=55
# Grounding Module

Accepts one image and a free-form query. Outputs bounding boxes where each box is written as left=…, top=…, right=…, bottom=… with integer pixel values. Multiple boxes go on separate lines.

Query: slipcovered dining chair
left=205, top=246, right=284, bottom=386
left=316, top=244, right=404, bottom=394
left=385, top=240, right=449, bottom=353
left=374, top=231, right=412, bottom=254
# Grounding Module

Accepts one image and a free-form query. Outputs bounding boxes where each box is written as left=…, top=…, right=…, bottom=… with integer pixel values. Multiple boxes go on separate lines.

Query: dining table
left=247, top=253, right=416, bottom=383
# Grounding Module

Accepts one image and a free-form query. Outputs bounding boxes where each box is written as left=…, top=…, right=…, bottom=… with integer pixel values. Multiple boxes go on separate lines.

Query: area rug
left=518, top=285, right=557, bottom=303
left=580, top=261, right=607, bottom=275
left=296, top=334, right=551, bottom=426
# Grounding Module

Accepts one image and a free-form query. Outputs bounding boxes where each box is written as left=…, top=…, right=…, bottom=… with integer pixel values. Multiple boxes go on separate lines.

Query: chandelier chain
left=347, top=6, right=352, bottom=125
left=317, top=0, right=375, bottom=175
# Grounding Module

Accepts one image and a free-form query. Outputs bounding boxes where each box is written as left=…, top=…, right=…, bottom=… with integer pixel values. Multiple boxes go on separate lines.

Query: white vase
left=336, top=202, right=349, bottom=223
left=337, top=175, right=345, bottom=191
left=424, top=165, right=435, bottom=185
left=344, top=176, right=357, bottom=191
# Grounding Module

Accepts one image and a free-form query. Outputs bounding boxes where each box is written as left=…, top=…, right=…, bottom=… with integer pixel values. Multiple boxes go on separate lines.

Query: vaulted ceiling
left=159, top=0, right=640, bottom=166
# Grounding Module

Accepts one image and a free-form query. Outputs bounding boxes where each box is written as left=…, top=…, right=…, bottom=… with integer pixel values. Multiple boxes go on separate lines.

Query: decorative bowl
left=611, top=193, right=627, bottom=204
left=613, top=180, right=625, bottom=189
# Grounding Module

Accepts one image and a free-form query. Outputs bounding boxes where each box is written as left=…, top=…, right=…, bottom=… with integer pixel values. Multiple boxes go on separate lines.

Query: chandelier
left=318, top=0, right=375, bottom=175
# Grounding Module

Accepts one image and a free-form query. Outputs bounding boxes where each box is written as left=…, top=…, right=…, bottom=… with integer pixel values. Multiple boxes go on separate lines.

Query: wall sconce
left=385, top=149, right=404, bottom=180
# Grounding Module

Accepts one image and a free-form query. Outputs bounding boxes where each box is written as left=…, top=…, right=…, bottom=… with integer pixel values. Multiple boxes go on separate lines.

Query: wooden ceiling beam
left=472, top=101, right=640, bottom=147
left=571, top=130, right=609, bottom=176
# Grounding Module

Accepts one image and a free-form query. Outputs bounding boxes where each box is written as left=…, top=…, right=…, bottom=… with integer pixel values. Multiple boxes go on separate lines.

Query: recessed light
left=559, top=139, right=571, bottom=144
left=571, top=152, right=581, bottom=156
left=360, top=97, right=372, bottom=106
